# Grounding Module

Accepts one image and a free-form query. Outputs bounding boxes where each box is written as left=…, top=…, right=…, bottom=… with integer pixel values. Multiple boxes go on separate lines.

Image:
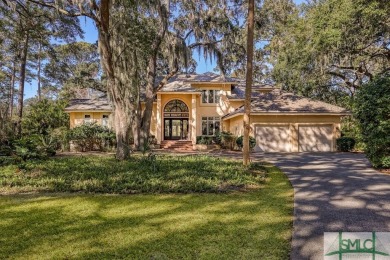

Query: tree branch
left=188, top=41, right=222, bottom=49
left=155, top=68, right=179, bottom=92
left=25, top=0, right=97, bottom=21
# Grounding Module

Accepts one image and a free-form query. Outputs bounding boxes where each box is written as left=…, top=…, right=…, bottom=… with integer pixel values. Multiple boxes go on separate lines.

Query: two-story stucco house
left=65, top=72, right=349, bottom=152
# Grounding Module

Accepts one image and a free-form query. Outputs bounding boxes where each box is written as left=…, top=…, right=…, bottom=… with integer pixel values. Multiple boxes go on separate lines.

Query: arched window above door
left=164, top=100, right=189, bottom=118
left=164, top=100, right=189, bottom=112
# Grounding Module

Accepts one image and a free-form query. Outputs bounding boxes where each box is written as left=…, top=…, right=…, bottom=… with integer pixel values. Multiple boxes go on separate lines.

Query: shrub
left=22, top=99, right=69, bottom=136
left=51, top=126, right=70, bottom=151
left=68, top=123, right=116, bottom=152
left=236, top=135, right=256, bottom=150
left=382, top=156, right=390, bottom=168
left=0, top=141, right=13, bottom=156
left=216, top=131, right=236, bottom=150
left=0, top=156, right=16, bottom=166
left=196, top=136, right=215, bottom=145
left=340, top=116, right=364, bottom=151
left=354, top=74, right=390, bottom=168
left=148, top=135, right=157, bottom=145
left=12, top=135, right=56, bottom=161
left=336, top=137, right=356, bottom=152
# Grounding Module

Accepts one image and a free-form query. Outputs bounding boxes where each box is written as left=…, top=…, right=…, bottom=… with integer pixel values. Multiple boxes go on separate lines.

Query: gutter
left=222, top=111, right=352, bottom=120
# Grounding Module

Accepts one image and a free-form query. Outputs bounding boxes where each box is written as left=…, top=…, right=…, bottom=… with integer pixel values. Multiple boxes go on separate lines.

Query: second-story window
left=84, top=114, right=91, bottom=124
left=202, top=90, right=221, bottom=104
left=102, top=115, right=109, bottom=127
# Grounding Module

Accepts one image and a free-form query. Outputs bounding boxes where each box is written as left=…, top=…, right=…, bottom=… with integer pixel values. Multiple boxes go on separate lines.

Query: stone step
left=160, top=140, right=193, bottom=150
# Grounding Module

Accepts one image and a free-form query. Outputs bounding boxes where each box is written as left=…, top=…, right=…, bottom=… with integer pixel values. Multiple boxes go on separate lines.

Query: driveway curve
left=254, top=153, right=390, bottom=260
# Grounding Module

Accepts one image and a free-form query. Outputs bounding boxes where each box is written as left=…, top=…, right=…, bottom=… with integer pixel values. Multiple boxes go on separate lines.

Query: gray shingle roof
left=223, top=90, right=350, bottom=118
left=65, top=98, right=112, bottom=111
left=158, top=72, right=239, bottom=92
left=180, top=72, right=238, bottom=83
left=227, top=84, right=275, bottom=99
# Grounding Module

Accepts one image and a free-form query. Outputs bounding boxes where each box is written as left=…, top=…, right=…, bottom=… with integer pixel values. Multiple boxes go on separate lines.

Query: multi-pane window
left=84, top=114, right=91, bottom=124
left=202, top=117, right=221, bottom=135
left=102, top=115, right=109, bottom=127
left=201, top=90, right=221, bottom=104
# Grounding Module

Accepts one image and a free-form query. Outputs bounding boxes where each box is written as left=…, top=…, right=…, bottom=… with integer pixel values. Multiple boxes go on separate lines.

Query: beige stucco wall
left=157, top=84, right=242, bottom=142
left=225, top=114, right=342, bottom=152
left=69, top=112, right=112, bottom=128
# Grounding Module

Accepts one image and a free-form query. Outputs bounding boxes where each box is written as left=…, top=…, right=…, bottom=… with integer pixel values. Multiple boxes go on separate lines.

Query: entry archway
left=163, top=99, right=189, bottom=140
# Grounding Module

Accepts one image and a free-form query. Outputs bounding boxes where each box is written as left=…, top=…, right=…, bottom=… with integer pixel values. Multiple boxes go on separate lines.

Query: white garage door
left=254, top=125, right=291, bottom=152
left=298, top=125, right=333, bottom=152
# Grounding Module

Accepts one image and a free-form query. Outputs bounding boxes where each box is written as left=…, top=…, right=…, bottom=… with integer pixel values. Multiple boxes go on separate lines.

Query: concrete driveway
left=252, top=152, right=390, bottom=260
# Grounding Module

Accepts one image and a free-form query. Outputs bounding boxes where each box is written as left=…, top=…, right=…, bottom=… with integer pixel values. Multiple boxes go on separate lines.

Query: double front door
left=164, top=118, right=189, bottom=140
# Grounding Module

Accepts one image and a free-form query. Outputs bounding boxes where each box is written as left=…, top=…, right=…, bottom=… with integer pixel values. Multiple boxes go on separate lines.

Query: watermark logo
left=324, top=232, right=390, bottom=259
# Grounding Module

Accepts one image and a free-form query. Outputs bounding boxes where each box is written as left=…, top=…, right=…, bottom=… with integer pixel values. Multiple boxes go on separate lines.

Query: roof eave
left=227, top=98, right=245, bottom=101
left=222, top=111, right=351, bottom=120
left=185, top=81, right=237, bottom=84
left=157, top=91, right=202, bottom=94
left=65, top=109, right=113, bottom=113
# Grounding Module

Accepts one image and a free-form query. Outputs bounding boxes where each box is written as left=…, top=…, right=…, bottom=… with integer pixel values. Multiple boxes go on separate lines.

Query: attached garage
left=254, top=125, right=291, bottom=152
left=223, top=90, right=350, bottom=153
left=298, top=125, right=333, bottom=152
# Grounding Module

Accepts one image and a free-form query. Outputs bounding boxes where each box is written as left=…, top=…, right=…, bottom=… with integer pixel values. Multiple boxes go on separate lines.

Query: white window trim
left=201, top=90, right=221, bottom=104
left=201, top=116, right=221, bottom=136
left=84, top=114, right=91, bottom=124
left=102, top=115, right=109, bottom=127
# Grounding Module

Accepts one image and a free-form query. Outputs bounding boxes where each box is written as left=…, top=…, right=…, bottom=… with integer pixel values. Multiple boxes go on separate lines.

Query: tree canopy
left=270, top=0, right=390, bottom=105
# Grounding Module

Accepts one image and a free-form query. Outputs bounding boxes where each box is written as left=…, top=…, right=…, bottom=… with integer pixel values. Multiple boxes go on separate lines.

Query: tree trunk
left=140, top=59, right=156, bottom=151
left=37, top=41, right=42, bottom=100
left=132, top=110, right=141, bottom=150
left=243, top=0, right=255, bottom=166
left=9, top=60, right=16, bottom=118
left=16, top=32, right=29, bottom=137
left=113, top=104, right=131, bottom=160
left=96, top=0, right=134, bottom=160
left=139, top=1, right=169, bottom=150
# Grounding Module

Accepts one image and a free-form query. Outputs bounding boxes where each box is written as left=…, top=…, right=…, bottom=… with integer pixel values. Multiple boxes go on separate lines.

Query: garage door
left=254, top=125, right=291, bottom=152
left=298, top=125, right=332, bottom=152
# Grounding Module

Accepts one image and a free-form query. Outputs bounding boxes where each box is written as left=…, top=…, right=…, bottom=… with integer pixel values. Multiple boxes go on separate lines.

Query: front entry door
left=164, top=119, right=188, bottom=140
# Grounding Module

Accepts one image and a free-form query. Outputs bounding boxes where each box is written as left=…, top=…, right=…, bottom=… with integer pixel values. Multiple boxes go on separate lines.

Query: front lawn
left=0, top=154, right=266, bottom=194
left=0, top=155, right=293, bottom=259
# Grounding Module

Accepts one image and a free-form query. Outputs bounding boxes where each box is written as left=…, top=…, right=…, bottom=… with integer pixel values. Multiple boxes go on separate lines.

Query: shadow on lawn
left=0, top=166, right=293, bottom=259
left=1, top=155, right=266, bottom=194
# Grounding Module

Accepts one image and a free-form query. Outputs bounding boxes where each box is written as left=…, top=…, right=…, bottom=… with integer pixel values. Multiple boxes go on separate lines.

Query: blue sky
left=24, top=0, right=305, bottom=99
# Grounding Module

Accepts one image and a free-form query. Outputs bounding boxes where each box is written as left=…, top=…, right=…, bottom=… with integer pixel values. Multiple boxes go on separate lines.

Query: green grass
left=0, top=155, right=267, bottom=194
left=0, top=164, right=293, bottom=259
left=0, top=155, right=293, bottom=259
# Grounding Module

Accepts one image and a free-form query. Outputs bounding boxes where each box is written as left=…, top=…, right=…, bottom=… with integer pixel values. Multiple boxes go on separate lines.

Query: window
left=164, top=99, right=189, bottom=118
left=84, top=114, right=91, bottom=124
left=201, top=90, right=221, bottom=104
left=102, top=115, right=109, bottom=127
left=201, top=117, right=220, bottom=135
